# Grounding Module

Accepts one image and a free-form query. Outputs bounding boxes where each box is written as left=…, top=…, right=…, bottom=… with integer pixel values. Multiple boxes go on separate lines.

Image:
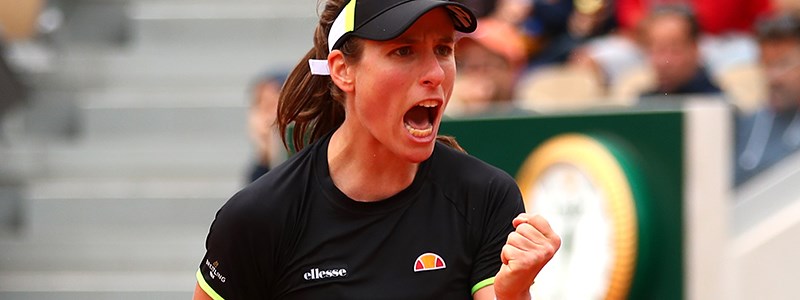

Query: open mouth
left=403, top=100, right=440, bottom=138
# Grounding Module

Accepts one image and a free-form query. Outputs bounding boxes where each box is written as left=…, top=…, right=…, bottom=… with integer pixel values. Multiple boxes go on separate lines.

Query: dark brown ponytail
left=277, top=0, right=362, bottom=152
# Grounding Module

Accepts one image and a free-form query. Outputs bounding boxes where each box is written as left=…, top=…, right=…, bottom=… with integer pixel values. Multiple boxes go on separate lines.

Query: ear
left=328, top=50, right=355, bottom=93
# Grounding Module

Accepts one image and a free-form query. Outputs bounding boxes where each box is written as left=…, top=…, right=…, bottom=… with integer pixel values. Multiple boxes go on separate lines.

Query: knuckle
left=506, top=231, right=520, bottom=244
left=516, top=222, right=533, bottom=234
left=530, top=214, right=545, bottom=225
left=553, top=235, right=563, bottom=249
left=543, top=244, right=557, bottom=257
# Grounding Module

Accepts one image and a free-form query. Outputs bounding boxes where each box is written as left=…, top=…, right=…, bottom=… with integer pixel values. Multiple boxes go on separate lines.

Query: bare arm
left=193, top=282, right=214, bottom=300
left=474, top=285, right=525, bottom=300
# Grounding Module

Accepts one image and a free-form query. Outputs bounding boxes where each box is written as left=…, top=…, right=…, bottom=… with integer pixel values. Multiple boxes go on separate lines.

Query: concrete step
left=0, top=228, right=207, bottom=273
left=77, top=93, right=250, bottom=138
left=45, top=1, right=316, bottom=90
left=23, top=177, right=236, bottom=232
left=0, top=269, right=195, bottom=293
left=129, top=0, right=316, bottom=50
left=0, top=0, right=303, bottom=295
left=54, top=49, right=295, bottom=90
left=7, top=135, right=253, bottom=179
left=0, top=291, right=190, bottom=299
left=0, top=177, right=234, bottom=291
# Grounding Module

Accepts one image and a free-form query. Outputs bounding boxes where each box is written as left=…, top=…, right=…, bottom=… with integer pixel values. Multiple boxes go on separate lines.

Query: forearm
left=495, top=290, right=531, bottom=300
left=472, top=284, right=531, bottom=300
left=492, top=278, right=532, bottom=300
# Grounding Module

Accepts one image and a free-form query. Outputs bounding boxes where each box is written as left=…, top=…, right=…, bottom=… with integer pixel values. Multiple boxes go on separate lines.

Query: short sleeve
left=197, top=191, right=272, bottom=299
left=469, top=174, right=525, bottom=294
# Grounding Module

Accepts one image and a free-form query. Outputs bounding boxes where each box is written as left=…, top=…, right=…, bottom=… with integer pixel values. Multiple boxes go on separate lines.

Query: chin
left=404, top=143, right=436, bottom=163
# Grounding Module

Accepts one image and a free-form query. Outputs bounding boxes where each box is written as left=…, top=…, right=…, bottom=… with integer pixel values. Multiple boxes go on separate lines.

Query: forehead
left=647, top=15, right=692, bottom=38
left=391, top=8, right=456, bottom=41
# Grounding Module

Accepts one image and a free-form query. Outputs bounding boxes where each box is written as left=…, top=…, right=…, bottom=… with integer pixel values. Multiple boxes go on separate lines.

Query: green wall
left=440, top=110, right=685, bottom=299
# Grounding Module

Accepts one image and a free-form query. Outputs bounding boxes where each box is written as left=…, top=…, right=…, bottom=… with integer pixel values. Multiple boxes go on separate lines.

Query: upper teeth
left=418, top=100, right=438, bottom=108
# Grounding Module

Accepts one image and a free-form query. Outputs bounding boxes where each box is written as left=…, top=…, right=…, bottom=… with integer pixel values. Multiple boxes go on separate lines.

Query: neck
left=327, top=128, right=419, bottom=202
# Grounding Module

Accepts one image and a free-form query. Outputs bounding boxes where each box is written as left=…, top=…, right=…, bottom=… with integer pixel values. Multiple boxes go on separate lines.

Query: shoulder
left=694, top=67, right=722, bottom=93
left=431, top=142, right=517, bottom=187
left=429, top=142, right=522, bottom=205
left=213, top=143, right=318, bottom=234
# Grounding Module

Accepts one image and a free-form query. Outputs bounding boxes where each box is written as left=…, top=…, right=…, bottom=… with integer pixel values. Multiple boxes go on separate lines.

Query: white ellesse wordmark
left=303, top=267, right=348, bottom=281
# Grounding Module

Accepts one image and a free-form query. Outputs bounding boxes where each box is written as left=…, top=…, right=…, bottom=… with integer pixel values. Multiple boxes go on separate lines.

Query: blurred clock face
left=527, top=162, right=615, bottom=300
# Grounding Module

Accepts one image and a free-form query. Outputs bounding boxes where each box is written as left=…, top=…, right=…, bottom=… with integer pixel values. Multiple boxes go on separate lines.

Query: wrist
left=494, top=290, right=531, bottom=300
left=494, top=281, right=534, bottom=300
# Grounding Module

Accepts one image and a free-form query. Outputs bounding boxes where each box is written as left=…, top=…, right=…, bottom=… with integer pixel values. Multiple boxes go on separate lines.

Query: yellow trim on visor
left=344, top=0, right=356, bottom=32
left=327, top=0, right=357, bottom=52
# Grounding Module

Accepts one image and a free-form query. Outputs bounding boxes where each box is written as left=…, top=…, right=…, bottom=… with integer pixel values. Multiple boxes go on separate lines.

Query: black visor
left=328, top=0, right=478, bottom=51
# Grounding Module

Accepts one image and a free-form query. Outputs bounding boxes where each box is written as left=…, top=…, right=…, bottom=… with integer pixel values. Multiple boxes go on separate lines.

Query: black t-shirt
left=197, top=133, right=525, bottom=299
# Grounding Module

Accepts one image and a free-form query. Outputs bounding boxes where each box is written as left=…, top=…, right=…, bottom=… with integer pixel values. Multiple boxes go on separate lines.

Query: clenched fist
left=494, top=213, right=561, bottom=300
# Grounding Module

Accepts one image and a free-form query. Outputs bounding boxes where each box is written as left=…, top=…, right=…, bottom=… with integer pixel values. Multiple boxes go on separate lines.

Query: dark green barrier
left=440, top=110, right=684, bottom=300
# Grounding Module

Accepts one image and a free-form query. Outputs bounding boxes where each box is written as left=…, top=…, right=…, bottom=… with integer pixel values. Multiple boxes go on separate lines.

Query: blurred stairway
left=0, top=0, right=316, bottom=298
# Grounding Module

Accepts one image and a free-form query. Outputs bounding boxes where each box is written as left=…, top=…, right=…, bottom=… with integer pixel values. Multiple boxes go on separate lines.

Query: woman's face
left=344, top=8, right=456, bottom=163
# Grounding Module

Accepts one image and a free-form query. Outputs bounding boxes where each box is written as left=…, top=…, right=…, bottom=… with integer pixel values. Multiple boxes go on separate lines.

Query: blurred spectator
left=493, top=0, right=534, bottom=25
left=639, top=5, right=721, bottom=98
left=620, top=0, right=772, bottom=76
left=459, top=0, right=615, bottom=70
left=0, top=0, right=42, bottom=138
left=569, top=0, right=616, bottom=37
left=450, top=18, right=530, bottom=117
left=567, top=28, right=645, bottom=90
left=0, top=38, right=27, bottom=135
left=571, top=0, right=773, bottom=92
left=456, top=0, right=499, bottom=18
left=247, top=71, right=287, bottom=182
left=616, top=0, right=772, bottom=35
left=524, top=0, right=616, bottom=68
left=773, top=0, right=800, bottom=15
left=736, top=13, right=800, bottom=185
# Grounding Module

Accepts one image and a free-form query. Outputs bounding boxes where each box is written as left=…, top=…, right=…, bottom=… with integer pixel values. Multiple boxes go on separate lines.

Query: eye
left=393, top=46, right=413, bottom=57
left=435, top=45, right=453, bottom=57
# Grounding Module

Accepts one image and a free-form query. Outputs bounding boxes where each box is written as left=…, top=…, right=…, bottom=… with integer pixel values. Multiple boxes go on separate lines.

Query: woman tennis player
left=194, top=0, right=560, bottom=299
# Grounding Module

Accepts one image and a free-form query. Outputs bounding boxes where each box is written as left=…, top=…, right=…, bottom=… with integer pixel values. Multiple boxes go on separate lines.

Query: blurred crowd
left=3, top=0, right=799, bottom=187
left=448, top=0, right=793, bottom=113
left=245, top=0, right=800, bottom=187
left=446, top=0, right=800, bottom=186
left=0, top=1, right=41, bottom=137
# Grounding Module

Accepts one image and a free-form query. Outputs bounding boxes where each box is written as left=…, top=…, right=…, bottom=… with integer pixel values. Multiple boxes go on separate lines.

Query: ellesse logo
left=303, top=267, right=348, bottom=281
left=414, top=252, right=446, bottom=272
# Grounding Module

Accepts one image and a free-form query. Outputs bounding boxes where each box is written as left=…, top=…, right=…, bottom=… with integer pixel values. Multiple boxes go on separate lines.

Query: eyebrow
left=391, top=36, right=455, bottom=44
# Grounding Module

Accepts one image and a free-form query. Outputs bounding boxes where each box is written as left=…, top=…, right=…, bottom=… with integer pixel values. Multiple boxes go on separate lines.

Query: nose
left=651, top=51, right=671, bottom=69
left=420, top=52, right=445, bottom=88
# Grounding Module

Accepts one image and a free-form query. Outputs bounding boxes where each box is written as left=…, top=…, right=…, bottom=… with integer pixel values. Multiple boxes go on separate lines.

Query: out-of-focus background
left=0, top=0, right=799, bottom=299
left=0, top=0, right=314, bottom=299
